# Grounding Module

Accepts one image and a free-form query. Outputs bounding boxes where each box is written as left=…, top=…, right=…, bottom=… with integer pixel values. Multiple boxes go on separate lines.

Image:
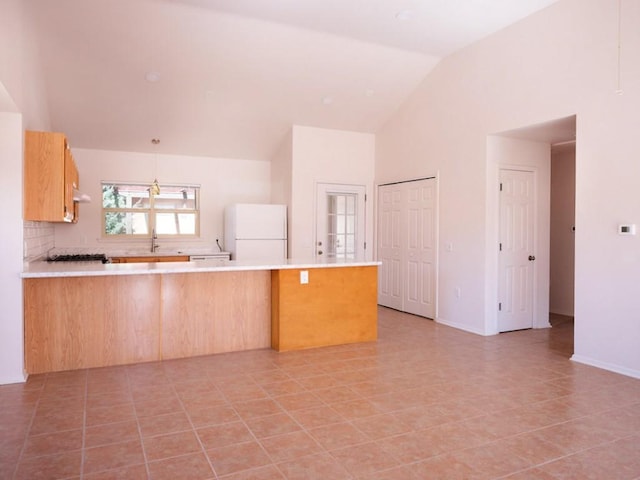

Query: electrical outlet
left=455, top=287, right=461, bottom=298
left=300, top=270, right=309, bottom=284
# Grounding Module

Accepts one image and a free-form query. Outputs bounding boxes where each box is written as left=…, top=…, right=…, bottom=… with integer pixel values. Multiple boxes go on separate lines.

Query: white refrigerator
left=224, top=204, right=287, bottom=261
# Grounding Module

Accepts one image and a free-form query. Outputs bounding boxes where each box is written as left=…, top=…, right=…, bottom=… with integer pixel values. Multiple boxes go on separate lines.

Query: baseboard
left=0, top=372, right=27, bottom=385
left=436, top=317, right=489, bottom=336
left=571, top=354, right=640, bottom=380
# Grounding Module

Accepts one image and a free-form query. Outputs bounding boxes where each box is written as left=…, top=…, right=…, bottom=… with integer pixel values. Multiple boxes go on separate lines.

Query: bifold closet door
left=377, top=179, right=436, bottom=319
left=377, top=184, right=403, bottom=310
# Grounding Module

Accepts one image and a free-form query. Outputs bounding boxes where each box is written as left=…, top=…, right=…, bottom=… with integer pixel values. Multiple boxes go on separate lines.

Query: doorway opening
left=549, top=141, right=576, bottom=353
left=491, top=115, right=576, bottom=348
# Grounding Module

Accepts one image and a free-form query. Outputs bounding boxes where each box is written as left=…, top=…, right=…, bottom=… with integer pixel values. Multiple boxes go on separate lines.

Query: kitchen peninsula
left=22, top=259, right=379, bottom=374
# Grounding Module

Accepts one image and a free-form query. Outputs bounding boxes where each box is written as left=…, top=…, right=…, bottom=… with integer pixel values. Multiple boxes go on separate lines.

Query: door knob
left=528, top=255, right=536, bottom=261
left=318, top=250, right=323, bottom=255
left=317, top=241, right=322, bottom=246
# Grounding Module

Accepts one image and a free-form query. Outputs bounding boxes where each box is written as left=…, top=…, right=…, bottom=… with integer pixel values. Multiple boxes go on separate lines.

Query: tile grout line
left=133, top=376, right=156, bottom=479
left=220, top=373, right=288, bottom=479
left=10, top=374, right=48, bottom=480
left=79, top=369, right=88, bottom=480
left=167, top=369, right=225, bottom=479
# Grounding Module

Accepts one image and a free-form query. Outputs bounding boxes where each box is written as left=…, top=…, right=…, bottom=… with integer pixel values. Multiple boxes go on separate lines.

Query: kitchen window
left=102, top=182, right=199, bottom=237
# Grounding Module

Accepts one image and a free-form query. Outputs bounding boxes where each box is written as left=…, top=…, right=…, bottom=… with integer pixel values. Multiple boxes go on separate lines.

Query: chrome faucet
left=151, top=228, right=159, bottom=252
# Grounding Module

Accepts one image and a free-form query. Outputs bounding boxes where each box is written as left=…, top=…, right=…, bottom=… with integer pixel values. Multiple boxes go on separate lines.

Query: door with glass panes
left=316, top=183, right=366, bottom=260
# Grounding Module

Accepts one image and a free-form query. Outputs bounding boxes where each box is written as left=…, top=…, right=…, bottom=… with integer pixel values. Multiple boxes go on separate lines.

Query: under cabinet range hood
left=72, top=189, right=91, bottom=203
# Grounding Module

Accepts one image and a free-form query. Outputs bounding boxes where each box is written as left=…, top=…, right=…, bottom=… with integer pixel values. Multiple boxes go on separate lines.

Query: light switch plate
left=300, top=270, right=309, bottom=284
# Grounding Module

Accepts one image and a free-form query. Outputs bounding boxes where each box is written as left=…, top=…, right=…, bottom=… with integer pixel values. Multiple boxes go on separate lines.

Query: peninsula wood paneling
left=161, top=271, right=271, bottom=359
left=271, top=266, right=378, bottom=351
left=24, top=275, right=160, bottom=374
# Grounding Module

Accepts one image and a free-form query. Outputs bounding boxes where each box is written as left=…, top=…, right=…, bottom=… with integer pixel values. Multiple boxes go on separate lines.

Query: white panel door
left=404, top=181, right=436, bottom=318
left=377, top=185, right=403, bottom=310
left=377, top=178, right=436, bottom=318
left=498, top=169, right=535, bottom=332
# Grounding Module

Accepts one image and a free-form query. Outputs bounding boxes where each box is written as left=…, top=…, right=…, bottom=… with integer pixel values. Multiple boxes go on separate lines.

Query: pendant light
left=150, top=138, right=161, bottom=196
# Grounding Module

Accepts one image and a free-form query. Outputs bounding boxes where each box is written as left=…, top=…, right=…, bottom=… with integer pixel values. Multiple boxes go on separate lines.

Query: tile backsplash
left=23, top=221, right=55, bottom=261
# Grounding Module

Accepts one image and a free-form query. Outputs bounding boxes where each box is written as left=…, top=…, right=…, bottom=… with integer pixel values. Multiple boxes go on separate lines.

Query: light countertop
left=22, top=258, right=381, bottom=278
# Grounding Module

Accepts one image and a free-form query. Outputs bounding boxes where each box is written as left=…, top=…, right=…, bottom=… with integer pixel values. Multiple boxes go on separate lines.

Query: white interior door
left=377, top=178, right=436, bottom=319
left=316, top=183, right=366, bottom=260
left=498, top=169, right=535, bottom=332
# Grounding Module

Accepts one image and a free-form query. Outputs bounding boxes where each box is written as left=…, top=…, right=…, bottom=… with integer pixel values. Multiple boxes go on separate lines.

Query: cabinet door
left=24, top=131, right=66, bottom=221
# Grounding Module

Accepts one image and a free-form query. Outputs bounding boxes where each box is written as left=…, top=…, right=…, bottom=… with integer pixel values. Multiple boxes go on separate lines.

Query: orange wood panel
left=161, top=271, right=271, bottom=359
left=24, top=131, right=67, bottom=221
left=271, top=266, right=378, bottom=351
left=24, top=275, right=161, bottom=374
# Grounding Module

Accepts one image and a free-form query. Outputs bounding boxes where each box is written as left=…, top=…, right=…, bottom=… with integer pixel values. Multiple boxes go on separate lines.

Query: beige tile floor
left=1, top=307, right=639, bottom=479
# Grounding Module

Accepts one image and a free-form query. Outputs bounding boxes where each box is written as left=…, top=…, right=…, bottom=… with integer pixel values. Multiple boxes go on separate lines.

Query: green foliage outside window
left=102, top=185, right=127, bottom=235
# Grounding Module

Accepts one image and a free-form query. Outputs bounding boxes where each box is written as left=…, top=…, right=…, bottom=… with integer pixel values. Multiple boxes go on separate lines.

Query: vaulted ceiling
left=27, top=0, right=560, bottom=160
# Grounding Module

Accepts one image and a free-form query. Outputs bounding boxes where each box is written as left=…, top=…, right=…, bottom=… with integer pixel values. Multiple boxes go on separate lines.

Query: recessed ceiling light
left=365, top=89, right=375, bottom=97
left=145, top=71, right=161, bottom=82
left=322, top=96, right=334, bottom=105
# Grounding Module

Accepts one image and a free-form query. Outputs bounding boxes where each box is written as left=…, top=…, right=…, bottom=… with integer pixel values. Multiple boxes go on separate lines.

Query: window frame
left=101, top=181, right=200, bottom=238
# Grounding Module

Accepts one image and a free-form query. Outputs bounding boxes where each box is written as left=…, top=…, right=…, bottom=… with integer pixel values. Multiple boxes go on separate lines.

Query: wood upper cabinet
left=24, top=130, right=80, bottom=223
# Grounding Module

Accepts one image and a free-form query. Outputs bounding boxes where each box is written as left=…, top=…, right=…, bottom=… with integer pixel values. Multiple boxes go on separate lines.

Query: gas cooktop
left=47, top=254, right=110, bottom=264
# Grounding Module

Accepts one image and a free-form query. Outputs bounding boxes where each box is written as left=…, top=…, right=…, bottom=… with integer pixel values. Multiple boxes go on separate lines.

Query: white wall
left=290, top=125, right=375, bottom=260
left=54, top=149, right=271, bottom=253
left=0, top=0, right=50, bottom=129
left=0, top=112, right=26, bottom=384
left=0, top=1, right=52, bottom=384
left=377, top=0, right=640, bottom=377
left=270, top=130, right=293, bottom=249
left=550, top=146, right=576, bottom=316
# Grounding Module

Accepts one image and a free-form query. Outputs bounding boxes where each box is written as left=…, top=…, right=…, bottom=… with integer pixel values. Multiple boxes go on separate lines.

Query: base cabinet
left=271, top=266, right=378, bottom=351
left=162, top=271, right=270, bottom=359
left=24, top=275, right=160, bottom=374
left=24, top=265, right=378, bottom=374
left=24, top=271, right=270, bottom=374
